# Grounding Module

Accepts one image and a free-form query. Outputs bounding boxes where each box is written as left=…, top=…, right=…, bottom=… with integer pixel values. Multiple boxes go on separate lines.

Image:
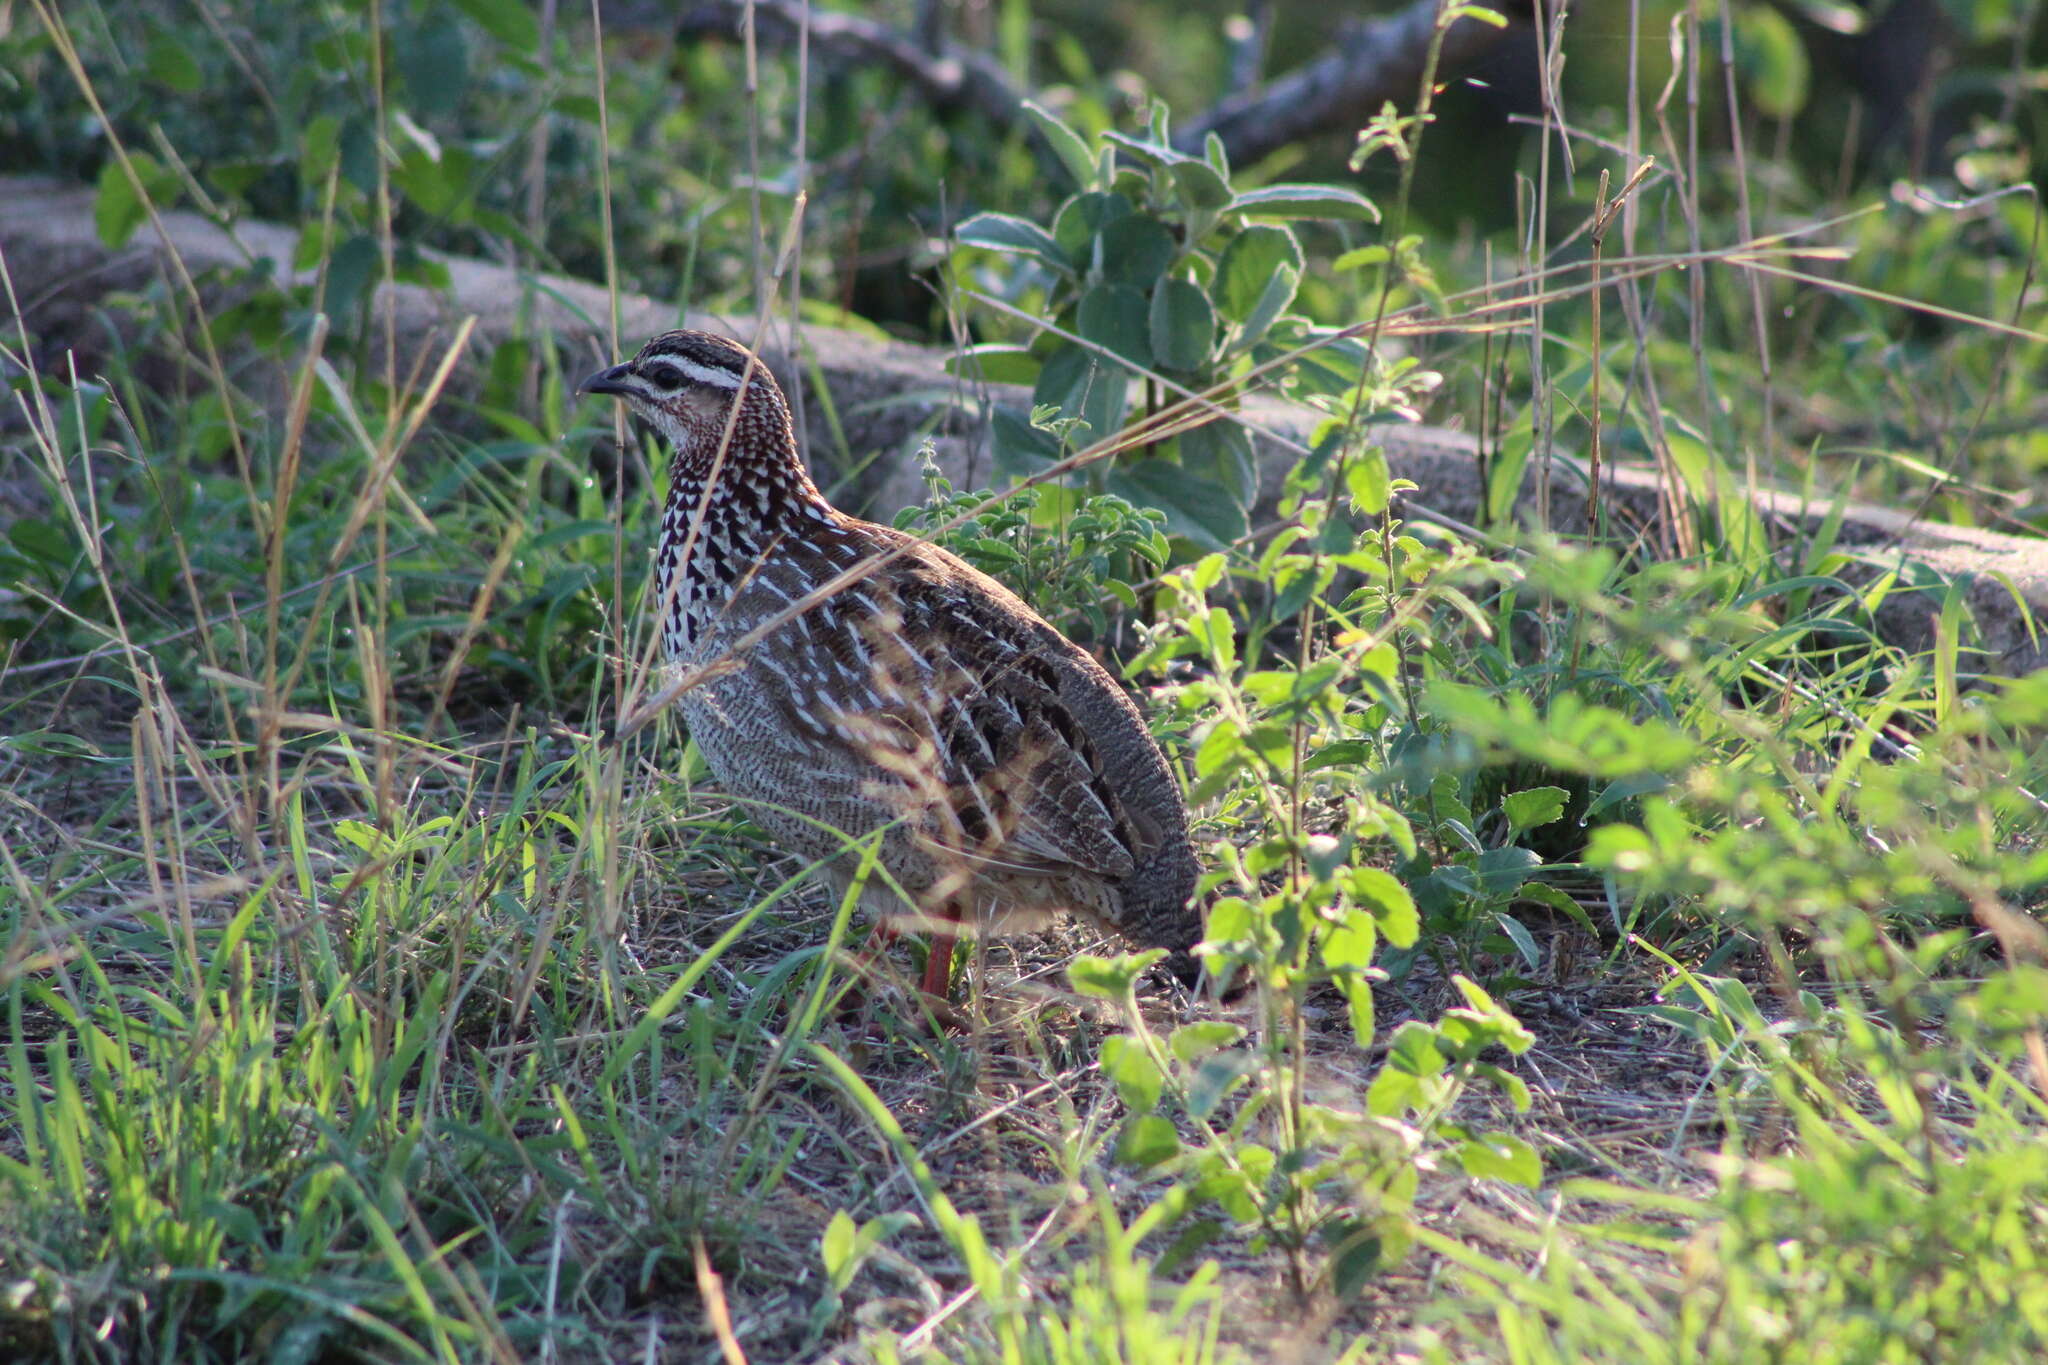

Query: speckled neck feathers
left=631, top=332, right=838, bottom=657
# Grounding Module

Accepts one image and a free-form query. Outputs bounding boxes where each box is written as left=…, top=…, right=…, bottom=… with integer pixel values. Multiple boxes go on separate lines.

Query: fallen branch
left=619, top=0, right=1522, bottom=169
left=1173, top=1, right=1522, bottom=165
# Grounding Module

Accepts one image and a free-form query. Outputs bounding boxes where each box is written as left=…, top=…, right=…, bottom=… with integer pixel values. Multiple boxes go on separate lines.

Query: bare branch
left=656, top=0, right=1026, bottom=128
left=614, top=0, right=1523, bottom=171
left=1175, top=0, right=1523, bottom=165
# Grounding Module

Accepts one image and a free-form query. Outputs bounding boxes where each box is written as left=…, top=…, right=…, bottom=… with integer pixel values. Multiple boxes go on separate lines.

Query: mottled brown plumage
left=580, top=331, right=1201, bottom=994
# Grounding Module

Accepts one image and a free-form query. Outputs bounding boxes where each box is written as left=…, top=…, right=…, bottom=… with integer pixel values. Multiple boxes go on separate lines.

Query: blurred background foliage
left=4, top=0, right=2042, bottom=513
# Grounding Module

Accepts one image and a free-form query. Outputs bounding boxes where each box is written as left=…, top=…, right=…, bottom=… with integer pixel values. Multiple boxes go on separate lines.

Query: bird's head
left=577, top=330, right=786, bottom=459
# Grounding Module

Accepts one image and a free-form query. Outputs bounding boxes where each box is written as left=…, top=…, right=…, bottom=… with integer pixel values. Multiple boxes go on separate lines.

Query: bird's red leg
left=920, top=903, right=962, bottom=999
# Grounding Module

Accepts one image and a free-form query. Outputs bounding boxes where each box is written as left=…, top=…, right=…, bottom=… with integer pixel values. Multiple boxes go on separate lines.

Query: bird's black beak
left=577, top=363, right=635, bottom=397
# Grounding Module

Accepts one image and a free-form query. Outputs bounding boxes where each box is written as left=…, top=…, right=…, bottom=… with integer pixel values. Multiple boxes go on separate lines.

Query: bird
left=578, top=329, right=1202, bottom=1001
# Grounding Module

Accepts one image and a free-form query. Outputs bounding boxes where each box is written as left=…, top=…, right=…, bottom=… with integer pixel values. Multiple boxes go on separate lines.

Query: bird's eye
left=643, top=362, right=685, bottom=388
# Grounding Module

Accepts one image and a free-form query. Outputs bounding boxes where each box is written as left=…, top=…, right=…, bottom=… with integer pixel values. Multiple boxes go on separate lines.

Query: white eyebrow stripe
left=673, top=358, right=743, bottom=389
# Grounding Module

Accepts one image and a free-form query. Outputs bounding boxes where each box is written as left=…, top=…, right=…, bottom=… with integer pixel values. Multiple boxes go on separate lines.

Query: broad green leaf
left=956, top=212, right=1068, bottom=272
left=1067, top=950, right=1163, bottom=999
left=1100, top=1035, right=1164, bottom=1111
left=1176, top=421, right=1256, bottom=508
left=1169, top=1021, right=1245, bottom=1064
left=1327, top=1216, right=1408, bottom=1296
left=400, top=12, right=469, bottom=116
left=1077, top=283, right=1153, bottom=369
left=1053, top=191, right=1133, bottom=263
left=1215, top=224, right=1304, bottom=321
left=1186, top=1051, right=1255, bottom=1119
left=820, top=1211, right=856, bottom=1283
left=1032, top=344, right=1127, bottom=448
left=1491, top=911, right=1542, bottom=973
left=1022, top=99, right=1099, bottom=187
left=1116, top=1114, right=1182, bottom=1168
left=1322, top=909, right=1377, bottom=971
left=1328, top=963, right=1373, bottom=1048
left=1477, top=846, right=1542, bottom=894
left=1108, top=458, right=1249, bottom=550
left=1204, top=131, right=1230, bottom=178
left=1347, top=867, right=1418, bottom=946
left=1459, top=1133, right=1542, bottom=1188
left=1169, top=158, right=1233, bottom=210
left=1514, top=880, right=1598, bottom=935
left=1230, top=264, right=1298, bottom=352
left=143, top=33, right=203, bottom=92
left=1502, top=786, right=1571, bottom=833
left=944, top=343, right=1040, bottom=386
left=1228, top=184, right=1379, bottom=221
left=1149, top=278, right=1216, bottom=371
left=93, top=153, right=178, bottom=249
left=1097, top=214, right=1177, bottom=288
left=452, top=0, right=540, bottom=50
left=1101, top=129, right=1188, bottom=169
left=1734, top=4, right=1809, bottom=117
left=1345, top=445, right=1392, bottom=516
left=990, top=404, right=1062, bottom=480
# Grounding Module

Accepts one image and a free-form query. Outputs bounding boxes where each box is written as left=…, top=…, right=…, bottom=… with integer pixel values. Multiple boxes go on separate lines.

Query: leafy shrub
left=949, top=99, right=1377, bottom=547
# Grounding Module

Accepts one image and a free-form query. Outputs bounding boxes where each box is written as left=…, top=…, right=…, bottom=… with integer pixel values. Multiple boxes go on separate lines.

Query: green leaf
left=1477, top=846, right=1542, bottom=894
left=1108, top=458, right=1249, bottom=550
left=1033, top=342, right=1127, bottom=445
left=1149, top=278, right=1216, bottom=372
left=1228, top=184, right=1379, bottom=221
left=1215, top=225, right=1303, bottom=321
left=1097, top=214, right=1177, bottom=288
left=1305, top=741, right=1371, bottom=773
left=956, top=212, right=1069, bottom=272
left=990, top=406, right=1062, bottom=484
left=1115, top=1114, right=1182, bottom=1168
left=1077, top=283, right=1153, bottom=369
left=1514, top=880, right=1597, bottom=935
left=143, top=33, right=203, bottom=92
left=324, top=234, right=381, bottom=316
left=1053, top=191, right=1134, bottom=263
left=1325, top=1216, right=1409, bottom=1296
left=451, top=0, right=540, bottom=51
left=1169, top=1021, right=1245, bottom=1064
left=820, top=1210, right=856, bottom=1284
left=1169, top=158, right=1233, bottom=210
left=93, top=153, right=178, bottom=249
left=1584, top=772, right=1670, bottom=821
left=1347, top=867, right=1418, bottom=947
left=1333, top=244, right=1390, bottom=272
left=1325, top=910, right=1380, bottom=1048
left=1204, top=131, right=1230, bottom=178
left=1100, top=1035, right=1164, bottom=1111
left=1340, top=971, right=1377, bottom=1050
left=1068, top=951, right=1163, bottom=999
left=401, top=12, right=469, bottom=116
left=1231, top=265, right=1298, bottom=352
left=1345, top=445, right=1392, bottom=516
left=1022, top=99, right=1099, bottom=187
left=1177, top=421, right=1257, bottom=509
left=1734, top=4, right=1810, bottom=118
left=1502, top=786, right=1571, bottom=834
left=1491, top=911, right=1542, bottom=973
left=1185, top=1051, right=1255, bottom=1119
left=1100, top=129, right=1189, bottom=169
left=944, top=344, right=1040, bottom=386
left=1459, top=1133, right=1542, bottom=1188
left=1321, top=907, right=1377, bottom=972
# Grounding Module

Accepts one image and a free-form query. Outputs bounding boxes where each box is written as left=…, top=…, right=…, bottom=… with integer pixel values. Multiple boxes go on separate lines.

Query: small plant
left=949, top=99, right=1377, bottom=547
left=893, top=442, right=1171, bottom=638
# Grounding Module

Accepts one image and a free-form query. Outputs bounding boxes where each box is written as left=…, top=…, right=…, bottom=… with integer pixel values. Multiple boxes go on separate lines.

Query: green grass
left=4, top=2, right=2048, bottom=1362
